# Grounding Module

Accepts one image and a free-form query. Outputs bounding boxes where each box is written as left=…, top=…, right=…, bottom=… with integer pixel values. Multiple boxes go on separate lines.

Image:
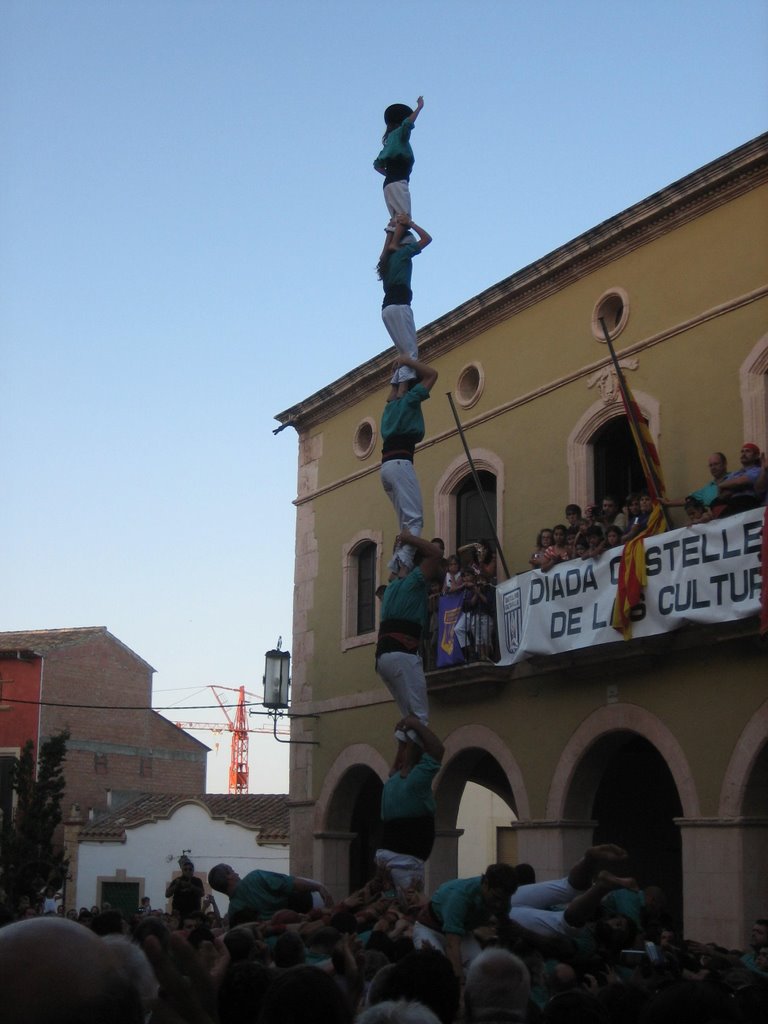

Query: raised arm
left=406, top=96, right=424, bottom=125
left=393, top=213, right=432, bottom=250
left=399, top=715, right=444, bottom=762
left=398, top=531, right=443, bottom=580
left=395, top=353, right=438, bottom=392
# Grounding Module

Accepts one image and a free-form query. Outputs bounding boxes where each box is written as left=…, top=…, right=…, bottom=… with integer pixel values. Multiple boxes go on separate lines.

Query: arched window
left=341, top=532, right=382, bottom=651
left=592, top=417, right=646, bottom=504
left=456, top=471, right=497, bottom=549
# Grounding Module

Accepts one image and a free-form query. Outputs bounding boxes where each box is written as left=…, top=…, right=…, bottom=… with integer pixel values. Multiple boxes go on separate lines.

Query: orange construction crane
left=174, top=685, right=288, bottom=795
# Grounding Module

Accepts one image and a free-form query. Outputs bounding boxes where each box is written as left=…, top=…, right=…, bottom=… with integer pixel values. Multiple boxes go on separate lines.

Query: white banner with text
left=496, top=508, right=764, bottom=665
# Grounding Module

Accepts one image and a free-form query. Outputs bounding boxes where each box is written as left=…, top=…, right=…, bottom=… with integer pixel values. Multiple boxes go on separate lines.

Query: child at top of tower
left=374, top=96, right=424, bottom=233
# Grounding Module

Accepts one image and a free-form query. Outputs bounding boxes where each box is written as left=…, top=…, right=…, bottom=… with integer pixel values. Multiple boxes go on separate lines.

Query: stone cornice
left=275, top=133, right=768, bottom=432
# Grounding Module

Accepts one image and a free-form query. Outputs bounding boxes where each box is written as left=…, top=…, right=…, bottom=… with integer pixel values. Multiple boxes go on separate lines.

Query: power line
left=1, top=696, right=264, bottom=712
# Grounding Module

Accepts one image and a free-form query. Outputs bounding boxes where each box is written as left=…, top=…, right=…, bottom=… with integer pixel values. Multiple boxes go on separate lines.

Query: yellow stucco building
left=275, top=133, right=768, bottom=947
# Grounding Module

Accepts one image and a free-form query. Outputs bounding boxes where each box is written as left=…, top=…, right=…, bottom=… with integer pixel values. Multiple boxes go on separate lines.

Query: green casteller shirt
left=382, top=243, right=421, bottom=306
left=380, top=383, right=430, bottom=444
left=374, top=119, right=415, bottom=181
left=380, top=566, right=429, bottom=634
left=381, top=753, right=440, bottom=820
left=430, top=876, right=488, bottom=936
left=229, top=870, right=294, bottom=920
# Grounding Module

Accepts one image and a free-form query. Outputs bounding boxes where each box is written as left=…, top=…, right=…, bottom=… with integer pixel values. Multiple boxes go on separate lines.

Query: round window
left=455, top=362, right=484, bottom=409
left=353, top=418, right=376, bottom=459
left=592, top=288, right=630, bottom=342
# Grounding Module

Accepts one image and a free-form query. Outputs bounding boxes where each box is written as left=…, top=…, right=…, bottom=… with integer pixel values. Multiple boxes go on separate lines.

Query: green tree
left=0, top=730, right=69, bottom=909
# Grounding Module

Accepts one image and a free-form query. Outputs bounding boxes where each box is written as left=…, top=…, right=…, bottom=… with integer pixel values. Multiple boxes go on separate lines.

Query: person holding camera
left=165, top=856, right=204, bottom=918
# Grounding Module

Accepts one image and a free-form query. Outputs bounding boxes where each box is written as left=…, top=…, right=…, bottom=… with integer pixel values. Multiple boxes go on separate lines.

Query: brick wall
left=35, top=633, right=207, bottom=827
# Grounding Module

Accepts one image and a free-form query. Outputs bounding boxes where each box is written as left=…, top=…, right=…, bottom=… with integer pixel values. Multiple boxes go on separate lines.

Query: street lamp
left=263, top=643, right=291, bottom=710
left=257, top=638, right=318, bottom=744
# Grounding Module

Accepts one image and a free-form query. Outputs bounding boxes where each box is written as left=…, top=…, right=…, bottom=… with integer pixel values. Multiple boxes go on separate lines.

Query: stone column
left=428, top=828, right=464, bottom=892
left=509, top=820, right=595, bottom=879
left=677, top=817, right=768, bottom=948
left=313, top=831, right=356, bottom=903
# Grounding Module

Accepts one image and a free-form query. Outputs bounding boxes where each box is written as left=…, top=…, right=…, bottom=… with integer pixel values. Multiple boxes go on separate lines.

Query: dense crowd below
left=2, top=859, right=767, bottom=1024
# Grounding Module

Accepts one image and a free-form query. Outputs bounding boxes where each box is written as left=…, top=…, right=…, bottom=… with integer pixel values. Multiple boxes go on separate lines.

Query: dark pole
left=446, top=392, right=511, bottom=579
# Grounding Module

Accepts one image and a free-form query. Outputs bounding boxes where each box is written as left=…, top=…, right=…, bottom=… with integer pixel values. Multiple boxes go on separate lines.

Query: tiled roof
left=0, top=627, right=155, bottom=671
left=76, top=792, right=289, bottom=843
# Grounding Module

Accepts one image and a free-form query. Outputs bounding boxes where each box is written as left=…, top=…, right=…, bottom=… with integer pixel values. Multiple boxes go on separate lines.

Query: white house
left=67, top=793, right=289, bottom=916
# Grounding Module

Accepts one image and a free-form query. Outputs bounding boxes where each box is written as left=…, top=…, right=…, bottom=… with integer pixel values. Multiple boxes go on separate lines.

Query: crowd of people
left=2, top=845, right=767, bottom=1023
left=529, top=445, right=768, bottom=574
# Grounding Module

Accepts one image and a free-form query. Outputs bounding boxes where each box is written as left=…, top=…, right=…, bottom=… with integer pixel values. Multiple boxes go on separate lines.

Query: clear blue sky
left=2, top=0, right=766, bottom=793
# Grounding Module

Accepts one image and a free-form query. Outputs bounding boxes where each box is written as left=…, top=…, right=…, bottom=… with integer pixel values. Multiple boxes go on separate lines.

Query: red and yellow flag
left=620, top=390, right=667, bottom=502
left=612, top=502, right=666, bottom=638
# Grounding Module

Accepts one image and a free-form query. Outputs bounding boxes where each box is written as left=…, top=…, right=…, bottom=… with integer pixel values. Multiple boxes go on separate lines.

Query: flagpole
left=446, top=392, right=511, bottom=579
left=598, top=317, right=673, bottom=530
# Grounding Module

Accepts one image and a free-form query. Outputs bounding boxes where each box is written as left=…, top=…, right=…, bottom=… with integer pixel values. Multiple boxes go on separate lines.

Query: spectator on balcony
left=574, top=535, right=589, bottom=559
left=540, top=525, right=571, bottom=572
left=604, top=524, right=623, bottom=549
left=624, top=492, right=641, bottom=525
left=565, top=503, right=582, bottom=530
left=455, top=571, right=494, bottom=662
left=664, top=451, right=729, bottom=513
left=529, top=528, right=553, bottom=570
left=711, top=443, right=763, bottom=516
left=599, top=495, right=627, bottom=532
left=684, top=496, right=708, bottom=525
left=565, top=526, right=579, bottom=557
left=622, top=492, right=653, bottom=541
left=476, top=540, right=497, bottom=584
left=442, top=554, right=463, bottom=594
left=584, top=524, right=606, bottom=559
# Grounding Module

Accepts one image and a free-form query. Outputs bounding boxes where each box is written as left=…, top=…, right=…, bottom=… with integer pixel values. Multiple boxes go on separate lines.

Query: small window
left=592, top=288, right=630, bottom=342
left=455, top=362, right=484, bottom=409
left=140, top=756, right=153, bottom=778
left=353, top=418, right=376, bottom=459
left=342, top=534, right=381, bottom=650
left=94, top=753, right=108, bottom=775
left=356, top=542, right=377, bottom=635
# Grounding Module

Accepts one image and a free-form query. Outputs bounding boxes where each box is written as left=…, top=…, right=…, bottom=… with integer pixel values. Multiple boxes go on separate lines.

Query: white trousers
left=382, top=304, right=418, bottom=384
left=508, top=877, right=582, bottom=937
left=376, top=651, right=428, bottom=727
left=384, top=180, right=411, bottom=227
left=375, top=849, right=425, bottom=900
left=380, top=459, right=423, bottom=569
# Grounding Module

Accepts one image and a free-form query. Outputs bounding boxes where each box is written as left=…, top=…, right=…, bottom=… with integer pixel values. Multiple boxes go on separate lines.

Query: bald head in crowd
left=0, top=917, right=143, bottom=1024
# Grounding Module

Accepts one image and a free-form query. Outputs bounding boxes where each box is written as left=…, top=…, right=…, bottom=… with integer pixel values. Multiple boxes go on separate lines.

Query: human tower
left=371, top=97, right=443, bottom=762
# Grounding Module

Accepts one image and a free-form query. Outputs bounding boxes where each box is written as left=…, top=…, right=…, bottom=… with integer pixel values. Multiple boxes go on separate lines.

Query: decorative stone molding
left=739, top=333, right=768, bottom=446
left=586, top=359, right=639, bottom=404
